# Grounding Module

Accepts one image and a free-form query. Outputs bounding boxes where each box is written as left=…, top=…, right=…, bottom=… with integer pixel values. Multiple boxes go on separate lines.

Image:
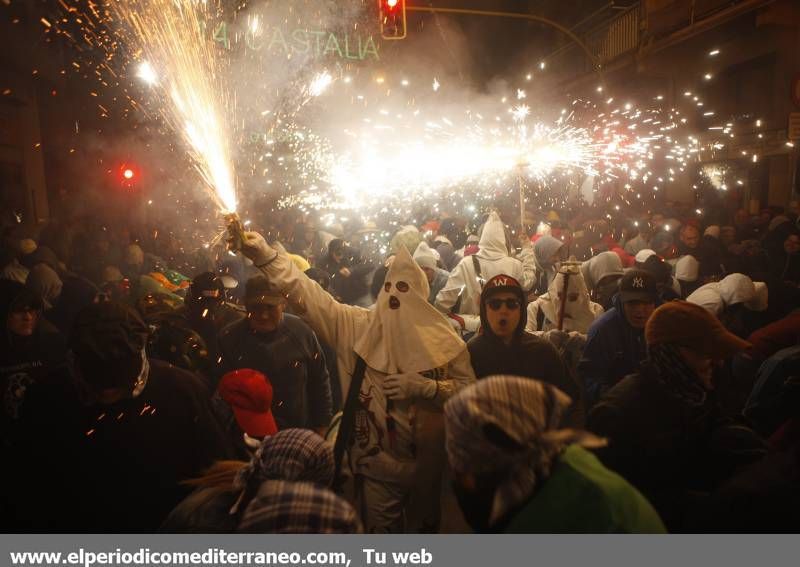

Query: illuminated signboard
left=212, top=22, right=380, bottom=61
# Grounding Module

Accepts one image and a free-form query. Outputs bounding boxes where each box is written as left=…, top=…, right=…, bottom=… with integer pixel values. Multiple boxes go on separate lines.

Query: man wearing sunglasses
left=467, top=275, right=576, bottom=400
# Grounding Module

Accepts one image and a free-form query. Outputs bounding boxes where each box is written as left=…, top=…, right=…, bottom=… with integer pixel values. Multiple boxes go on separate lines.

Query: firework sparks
left=111, top=0, right=237, bottom=212
left=308, top=70, right=334, bottom=98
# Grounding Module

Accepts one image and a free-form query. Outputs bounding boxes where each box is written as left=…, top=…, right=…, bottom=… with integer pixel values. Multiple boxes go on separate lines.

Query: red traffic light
left=117, top=163, right=140, bottom=190
left=379, top=0, right=406, bottom=40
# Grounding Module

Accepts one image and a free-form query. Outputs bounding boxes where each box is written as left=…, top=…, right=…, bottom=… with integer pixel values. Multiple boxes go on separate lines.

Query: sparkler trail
left=112, top=0, right=237, bottom=213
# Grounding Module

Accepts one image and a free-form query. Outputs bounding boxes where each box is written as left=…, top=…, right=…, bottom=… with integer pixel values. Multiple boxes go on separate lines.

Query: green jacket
left=502, top=445, right=666, bottom=533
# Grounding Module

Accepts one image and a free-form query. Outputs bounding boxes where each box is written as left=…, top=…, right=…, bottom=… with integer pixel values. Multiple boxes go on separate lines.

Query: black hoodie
left=0, top=280, right=67, bottom=438
left=466, top=277, right=576, bottom=399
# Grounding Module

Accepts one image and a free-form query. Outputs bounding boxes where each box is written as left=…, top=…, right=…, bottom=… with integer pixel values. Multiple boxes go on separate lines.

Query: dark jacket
left=587, top=365, right=764, bottom=531
left=578, top=294, right=650, bottom=408
left=175, top=302, right=245, bottom=373
left=0, top=281, right=68, bottom=444
left=467, top=276, right=576, bottom=399
left=218, top=314, right=333, bottom=430
left=47, top=274, right=99, bottom=335
left=468, top=333, right=575, bottom=399
left=16, top=359, right=233, bottom=532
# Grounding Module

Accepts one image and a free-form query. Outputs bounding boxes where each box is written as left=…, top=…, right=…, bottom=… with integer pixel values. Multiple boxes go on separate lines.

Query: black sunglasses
left=486, top=298, right=521, bottom=311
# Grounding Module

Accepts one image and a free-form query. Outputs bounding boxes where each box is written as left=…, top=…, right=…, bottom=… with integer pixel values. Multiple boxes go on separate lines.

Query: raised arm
left=240, top=231, right=367, bottom=358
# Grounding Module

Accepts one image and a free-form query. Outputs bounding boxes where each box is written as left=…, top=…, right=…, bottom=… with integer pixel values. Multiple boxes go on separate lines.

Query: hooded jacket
left=26, top=263, right=99, bottom=334
left=435, top=213, right=535, bottom=333
left=466, top=279, right=575, bottom=399
left=586, top=364, right=762, bottom=532
left=532, top=236, right=565, bottom=295
left=0, top=281, right=67, bottom=441
left=578, top=294, right=655, bottom=408
left=580, top=252, right=624, bottom=310
left=253, top=243, right=475, bottom=483
left=526, top=270, right=604, bottom=333
left=580, top=252, right=624, bottom=290
left=687, top=273, right=768, bottom=316
left=413, top=242, right=450, bottom=303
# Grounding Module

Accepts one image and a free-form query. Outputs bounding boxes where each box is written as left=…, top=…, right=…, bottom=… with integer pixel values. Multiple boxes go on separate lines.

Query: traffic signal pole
left=405, top=5, right=601, bottom=72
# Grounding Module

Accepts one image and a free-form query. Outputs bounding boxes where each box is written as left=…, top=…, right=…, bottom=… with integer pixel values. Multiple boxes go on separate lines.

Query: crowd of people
left=1, top=196, right=799, bottom=533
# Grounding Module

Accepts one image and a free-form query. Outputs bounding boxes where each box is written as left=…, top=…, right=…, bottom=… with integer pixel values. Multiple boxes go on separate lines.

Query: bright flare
left=112, top=0, right=237, bottom=212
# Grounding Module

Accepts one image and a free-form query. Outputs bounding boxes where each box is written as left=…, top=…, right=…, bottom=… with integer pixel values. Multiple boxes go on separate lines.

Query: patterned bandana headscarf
left=233, top=429, right=334, bottom=491
left=647, top=343, right=707, bottom=407
left=444, top=376, right=605, bottom=525
left=238, top=480, right=362, bottom=534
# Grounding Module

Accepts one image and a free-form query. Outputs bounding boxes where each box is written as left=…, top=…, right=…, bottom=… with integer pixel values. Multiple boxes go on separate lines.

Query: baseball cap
left=618, top=269, right=658, bottom=303
left=482, top=274, right=523, bottom=299
left=218, top=368, right=278, bottom=438
left=645, top=300, right=751, bottom=358
left=244, top=276, right=285, bottom=307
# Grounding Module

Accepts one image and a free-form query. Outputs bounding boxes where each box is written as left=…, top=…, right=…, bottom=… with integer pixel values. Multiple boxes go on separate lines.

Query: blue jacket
left=578, top=294, right=652, bottom=408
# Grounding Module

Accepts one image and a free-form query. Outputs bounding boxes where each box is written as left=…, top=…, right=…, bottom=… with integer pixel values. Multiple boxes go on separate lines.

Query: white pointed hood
left=354, top=246, right=465, bottom=374
left=477, top=212, right=510, bottom=261
left=540, top=268, right=597, bottom=333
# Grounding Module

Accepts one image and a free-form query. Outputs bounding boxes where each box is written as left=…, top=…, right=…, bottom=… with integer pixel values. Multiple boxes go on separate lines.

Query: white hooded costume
left=434, top=212, right=534, bottom=333
left=526, top=269, right=604, bottom=334
left=687, top=273, right=768, bottom=316
left=580, top=251, right=624, bottom=291
left=244, top=236, right=475, bottom=532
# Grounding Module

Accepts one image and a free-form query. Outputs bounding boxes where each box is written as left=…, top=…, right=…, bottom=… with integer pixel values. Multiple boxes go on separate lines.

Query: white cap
left=413, top=241, right=437, bottom=271
left=634, top=249, right=657, bottom=264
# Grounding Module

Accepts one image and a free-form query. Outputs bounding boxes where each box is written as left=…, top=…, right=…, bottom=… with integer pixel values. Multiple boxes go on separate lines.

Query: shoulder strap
left=333, top=356, right=367, bottom=485
left=472, top=255, right=485, bottom=289
left=537, top=306, right=546, bottom=331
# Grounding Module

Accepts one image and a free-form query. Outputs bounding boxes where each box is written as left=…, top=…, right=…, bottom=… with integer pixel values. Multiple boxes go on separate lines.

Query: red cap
left=218, top=368, right=278, bottom=438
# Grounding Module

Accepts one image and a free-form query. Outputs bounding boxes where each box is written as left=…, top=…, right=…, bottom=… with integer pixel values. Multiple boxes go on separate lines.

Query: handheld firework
left=225, top=212, right=246, bottom=253
left=556, top=260, right=582, bottom=331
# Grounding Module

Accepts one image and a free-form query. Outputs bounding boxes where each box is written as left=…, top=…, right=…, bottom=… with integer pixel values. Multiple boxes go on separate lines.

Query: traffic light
left=118, top=163, right=140, bottom=191
left=379, top=0, right=406, bottom=40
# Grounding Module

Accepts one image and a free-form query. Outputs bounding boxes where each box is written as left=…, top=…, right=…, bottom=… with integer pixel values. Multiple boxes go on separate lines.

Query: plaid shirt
left=238, top=480, right=361, bottom=534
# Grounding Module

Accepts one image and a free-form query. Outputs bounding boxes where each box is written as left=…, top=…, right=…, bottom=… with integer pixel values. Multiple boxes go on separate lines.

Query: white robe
left=256, top=244, right=475, bottom=483
left=434, top=212, right=535, bottom=332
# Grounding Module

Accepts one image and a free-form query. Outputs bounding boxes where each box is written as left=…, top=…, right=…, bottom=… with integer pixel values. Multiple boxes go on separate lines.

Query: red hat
left=218, top=369, right=278, bottom=438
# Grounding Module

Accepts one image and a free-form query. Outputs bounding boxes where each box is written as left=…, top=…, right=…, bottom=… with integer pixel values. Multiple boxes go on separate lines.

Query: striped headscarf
left=238, top=480, right=362, bottom=534
left=445, top=376, right=605, bottom=525
left=647, top=343, right=707, bottom=407
left=234, top=429, right=335, bottom=491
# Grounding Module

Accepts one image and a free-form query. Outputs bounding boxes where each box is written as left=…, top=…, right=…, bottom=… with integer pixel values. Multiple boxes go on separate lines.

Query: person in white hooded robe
left=238, top=230, right=475, bottom=533
left=434, top=212, right=534, bottom=335
left=687, top=273, right=768, bottom=317
left=526, top=268, right=604, bottom=334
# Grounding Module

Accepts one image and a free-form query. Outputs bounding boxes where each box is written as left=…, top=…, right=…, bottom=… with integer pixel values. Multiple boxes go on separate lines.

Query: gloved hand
left=447, top=313, right=465, bottom=333
left=383, top=372, right=436, bottom=401
left=241, top=231, right=277, bottom=267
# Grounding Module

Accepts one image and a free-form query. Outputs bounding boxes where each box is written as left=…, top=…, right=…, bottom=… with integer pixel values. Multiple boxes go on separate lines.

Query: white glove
left=383, top=372, right=436, bottom=401
left=241, top=231, right=277, bottom=267
left=448, top=317, right=463, bottom=332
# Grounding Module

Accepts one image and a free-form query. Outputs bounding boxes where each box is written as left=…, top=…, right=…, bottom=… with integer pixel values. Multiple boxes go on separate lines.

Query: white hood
left=477, top=212, right=510, bottom=261
left=533, top=235, right=564, bottom=270
left=675, top=255, right=699, bottom=282
left=539, top=268, right=599, bottom=333
left=687, top=273, right=768, bottom=314
left=580, top=251, right=623, bottom=289
left=354, top=246, right=465, bottom=374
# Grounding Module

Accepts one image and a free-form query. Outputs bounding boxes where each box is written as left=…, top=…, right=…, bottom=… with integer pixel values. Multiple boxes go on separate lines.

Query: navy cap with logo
left=618, top=269, right=658, bottom=303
